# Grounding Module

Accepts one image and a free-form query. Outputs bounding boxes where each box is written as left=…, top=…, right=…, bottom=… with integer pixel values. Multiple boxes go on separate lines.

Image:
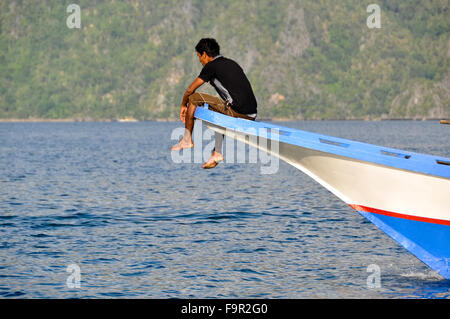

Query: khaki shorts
left=189, top=92, right=255, bottom=121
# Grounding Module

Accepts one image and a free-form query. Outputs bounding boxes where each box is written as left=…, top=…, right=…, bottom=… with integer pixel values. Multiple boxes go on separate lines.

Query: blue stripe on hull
left=356, top=210, right=450, bottom=279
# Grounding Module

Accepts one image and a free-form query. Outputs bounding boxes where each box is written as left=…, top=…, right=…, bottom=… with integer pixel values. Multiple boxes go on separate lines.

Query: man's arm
left=181, top=77, right=204, bottom=107
left=179, top=77, right=204, bottom=123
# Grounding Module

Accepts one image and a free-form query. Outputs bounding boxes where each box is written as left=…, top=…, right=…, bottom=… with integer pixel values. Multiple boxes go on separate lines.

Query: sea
left=0, top=119, right=449, bottom=299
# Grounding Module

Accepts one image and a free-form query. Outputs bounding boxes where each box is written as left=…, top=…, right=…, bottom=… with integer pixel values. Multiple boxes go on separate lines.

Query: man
left=171, top=38, right=258, bottom=169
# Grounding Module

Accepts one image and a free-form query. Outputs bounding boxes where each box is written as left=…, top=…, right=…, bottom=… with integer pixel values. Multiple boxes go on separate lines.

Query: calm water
left=0, top=120, right=449, bottom=299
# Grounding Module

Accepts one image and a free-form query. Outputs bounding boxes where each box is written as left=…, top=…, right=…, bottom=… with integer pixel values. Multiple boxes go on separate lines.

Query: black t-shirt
left=198, top=56, right=257, bottom=115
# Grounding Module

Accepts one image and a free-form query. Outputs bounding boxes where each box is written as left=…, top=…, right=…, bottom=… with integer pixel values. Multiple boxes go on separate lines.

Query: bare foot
left=202, top=152, right=224, bottom=169
left=170, top=139, right=194, bottom=151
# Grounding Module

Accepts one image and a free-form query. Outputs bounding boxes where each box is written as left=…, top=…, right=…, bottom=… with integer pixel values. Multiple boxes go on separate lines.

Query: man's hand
left=179, top=77, right=205, bottom=123
left=180, top=105, right=188, bottom=123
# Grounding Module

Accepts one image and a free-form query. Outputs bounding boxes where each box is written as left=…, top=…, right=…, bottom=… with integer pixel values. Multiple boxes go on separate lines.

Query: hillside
left=0, top=0, right=449, bottom=120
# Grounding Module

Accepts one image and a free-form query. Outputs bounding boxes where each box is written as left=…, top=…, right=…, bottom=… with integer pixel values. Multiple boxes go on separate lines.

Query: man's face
left=197, top=51, right=208, bottom=66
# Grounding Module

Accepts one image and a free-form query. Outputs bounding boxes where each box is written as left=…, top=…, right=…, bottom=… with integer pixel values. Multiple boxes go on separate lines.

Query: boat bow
left=194, top=106, right=450, bottom=279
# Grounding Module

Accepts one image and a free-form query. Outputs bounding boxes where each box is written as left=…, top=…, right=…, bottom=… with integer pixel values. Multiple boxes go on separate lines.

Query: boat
left=194, top=105, right=450, bottom=279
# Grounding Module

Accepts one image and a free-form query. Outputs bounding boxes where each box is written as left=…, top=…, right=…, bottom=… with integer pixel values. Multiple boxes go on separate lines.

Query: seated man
left=171, top=38, right=258, bottom=169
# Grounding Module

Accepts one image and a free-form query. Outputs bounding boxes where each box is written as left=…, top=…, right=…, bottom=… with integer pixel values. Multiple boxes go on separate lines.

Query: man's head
left=195, top=38, right=220, bottom=66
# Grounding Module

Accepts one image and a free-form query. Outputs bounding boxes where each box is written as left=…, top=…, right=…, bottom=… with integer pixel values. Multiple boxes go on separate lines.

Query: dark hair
left=195, top=38, right=220, bottom=57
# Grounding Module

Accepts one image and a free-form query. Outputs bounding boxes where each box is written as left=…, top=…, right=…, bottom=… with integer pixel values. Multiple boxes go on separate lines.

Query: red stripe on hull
left=349, top=204, right=450, bottom=226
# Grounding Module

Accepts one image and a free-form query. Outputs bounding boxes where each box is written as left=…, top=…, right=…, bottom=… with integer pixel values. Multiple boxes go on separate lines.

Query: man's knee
left=188, top=92, right=203, bottom=106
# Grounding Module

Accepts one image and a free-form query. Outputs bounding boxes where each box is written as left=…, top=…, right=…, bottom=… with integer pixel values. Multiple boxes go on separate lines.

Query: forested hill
left=0, top=0, right=449, bottom=120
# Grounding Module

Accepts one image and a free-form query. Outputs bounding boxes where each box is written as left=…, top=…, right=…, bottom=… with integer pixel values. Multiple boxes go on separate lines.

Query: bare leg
left=214, top=132, right=224, bottom=154
left=170, top=103, right=197, bottom=151
left=202, top=134, right=224, bottom=169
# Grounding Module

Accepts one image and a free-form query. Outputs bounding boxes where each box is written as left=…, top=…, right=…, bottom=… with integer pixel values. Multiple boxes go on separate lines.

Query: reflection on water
left=0, top=120, right=449, bottom=298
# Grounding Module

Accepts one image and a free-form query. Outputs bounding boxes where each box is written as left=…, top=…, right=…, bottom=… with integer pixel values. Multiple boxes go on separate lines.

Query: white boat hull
left=195, top=107, right=450, bottom=278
